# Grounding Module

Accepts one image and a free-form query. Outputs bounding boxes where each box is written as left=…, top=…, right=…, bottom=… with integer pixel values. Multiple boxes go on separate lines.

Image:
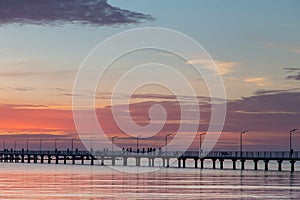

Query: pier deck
left=1, top=150, right=299, bottom=171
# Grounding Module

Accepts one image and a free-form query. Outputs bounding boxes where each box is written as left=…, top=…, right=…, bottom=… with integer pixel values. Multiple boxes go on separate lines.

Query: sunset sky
left=0, top=0, right=299, bottom=151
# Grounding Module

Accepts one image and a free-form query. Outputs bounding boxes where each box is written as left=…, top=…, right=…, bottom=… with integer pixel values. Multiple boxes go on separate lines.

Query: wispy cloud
left=187, top=59, right=239, bottom=75
left=0, top=0, right=153, bottom=26
left=244, top=77, right=268, bottom=86
left=0, top=69, right=76, bottom=78
left=284, top=67, right=300, bottom=72
left=254, top=88, right=300, bottom=95
left=264, top=42, right=300, bottom=55
left=284, top=67, right=300, bottom=81
left=286, top=73, right=300, bottom=81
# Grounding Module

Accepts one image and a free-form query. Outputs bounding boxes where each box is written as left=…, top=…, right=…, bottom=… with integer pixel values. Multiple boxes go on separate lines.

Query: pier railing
left=183, top=151, right=300, bottom=159
left=1, top=150, right=300, bottom=159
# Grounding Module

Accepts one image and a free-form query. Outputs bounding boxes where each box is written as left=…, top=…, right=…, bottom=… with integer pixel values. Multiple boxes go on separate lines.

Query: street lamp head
left=167, top=133, right=172, bottom=137
left=241, top=130, right=248, bottom=134
left=290, top=128, right=298, bottom=133
left=112, top=136, right=118, bottom=139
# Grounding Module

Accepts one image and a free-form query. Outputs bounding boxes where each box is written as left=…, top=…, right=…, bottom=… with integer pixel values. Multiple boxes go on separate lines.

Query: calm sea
left=0, top=161, right=300, bottom=199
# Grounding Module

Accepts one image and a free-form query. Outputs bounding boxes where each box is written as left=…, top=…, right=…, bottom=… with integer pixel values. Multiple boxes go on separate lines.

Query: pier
left=1, top=150, right=300, bottom=171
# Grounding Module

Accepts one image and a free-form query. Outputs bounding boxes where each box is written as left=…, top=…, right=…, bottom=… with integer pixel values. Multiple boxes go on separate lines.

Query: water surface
left=0, top=163, right=300, bottom=199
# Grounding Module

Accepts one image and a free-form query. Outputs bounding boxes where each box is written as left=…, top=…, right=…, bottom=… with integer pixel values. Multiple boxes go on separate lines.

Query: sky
left=0, top=0, right=299, bottom=151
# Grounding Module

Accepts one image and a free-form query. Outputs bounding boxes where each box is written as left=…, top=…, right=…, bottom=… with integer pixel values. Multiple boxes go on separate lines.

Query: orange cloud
left=186, top=59, right=239, bottom=75
left=244, top=77, right=268, bottom=86
left=0, top=104, right=75, bottom=135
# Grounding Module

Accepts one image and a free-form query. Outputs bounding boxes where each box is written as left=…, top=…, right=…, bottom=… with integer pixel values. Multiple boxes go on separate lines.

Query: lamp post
left=54, top=138, right=60, bottom=150
left=199, top=132, right=206, bottom=157
left=14, top=139, right=19, bottom=151
left=3, top=139, right=6, bottom=150
left=290, top=128, right=298, bottom=157
left=90, top=137, right=96, bottom=152
left=240, top=131, right=248, bottom=157
left=39, top=139, right=43, bottom=152
left=112, top=136, right=118, bottom=152
left=71, top=138, right=75, bottom=152
left=26, top=139, right=30, bottom=151
left=165, top=133, right=172, bottom=155
left=136, top=135, right=142, bottom=153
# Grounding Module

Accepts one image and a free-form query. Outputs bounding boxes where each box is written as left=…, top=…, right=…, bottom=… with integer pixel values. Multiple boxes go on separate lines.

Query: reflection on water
left=0, top=163, right=300, bottom=199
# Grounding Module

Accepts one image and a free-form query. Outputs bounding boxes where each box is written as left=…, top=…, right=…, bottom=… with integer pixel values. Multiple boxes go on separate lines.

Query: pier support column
left=290, top=160, right=296, bottom=172
left=64, top=156, right=67, bottom=164
left=212, top=159, right=216, bottom=169
left=264, top=160, right=269, bottom=171
left=136, top=158, right=140, bottom=166
left=178, top=158, right=181, bottom=168
left=112, top=157, right=115, bottom=166
left=219, top=159, right=224, bottom=169
left=200, top=159, right=204, bottom=169
left=277, top=160, right=282, bottom=171
left=34, top=156, right=37, bottom=163
left=91, top=157, right=94, bottom=165
left=253, top=160, right=258, bottom=170
left=56, top=156, right=59, bottom=164
left=194, top=158, right=198, bottom=168
left=232, top=159, right=237, bottom=170
left=101, top=157, right=104, bottom=165
left=162, top=159, right=165, bottom=167
left=21, top=155, right=25, bottom=163
left=81, top=156, right=84, bottom=165
left=166, top=159, right=170, bottom=167
left=72, top=156, right=76, bottom=165
left=28, top=155, right=31, bottom=163
left=182, top=158, right=186, bottom=168
left=148, top=158, right=152, bottom=167
left=152, top=158, right=155, bottom=167
left=123, top=157, right=128, bottom=166
left=48, top=156, right=51, bottom=164
left=241, top=159, right=245, bottom=170
left=41, top=155, right=44, bottom=164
